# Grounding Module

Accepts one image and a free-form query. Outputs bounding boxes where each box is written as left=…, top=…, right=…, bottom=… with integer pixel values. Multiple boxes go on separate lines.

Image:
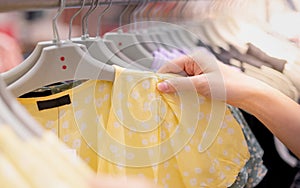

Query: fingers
left=190, top=48, right=219, bottom=70
left=156, top=47, right=225, bottom=99
left=157, top=55, right=192, bottom=75
left=157, top=75, right=209, bottom=95
left=157, top=47, right=219, bottom=75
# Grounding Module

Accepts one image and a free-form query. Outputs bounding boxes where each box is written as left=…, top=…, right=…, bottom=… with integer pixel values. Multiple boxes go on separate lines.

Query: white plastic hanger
left=0, top=95, right=32, bottom=139
left=135, top=1, right=163, bottom=52
left=98, top=2, right=140, bottom=64
left=194, top=20, right=220, bottom=52
left=103, top=0, right=153, bottom=68
left=209, top=17, right=248, bottom=53
left=0, top=76, right=44, bottom=138
left=72, top=0, right=140, bottom=69
left=104, top=39, right=133, bottom=62
left=138, top=1, right=171, bottom=51
left=1, top=41, right=54, bottom=86
left=133, top=0, right=159, bottom=53
left=147, top=2, right=178, bottom=51
left=90, top=0, right=147, bottom=69
left=1, top=25, right=58, bottom=86
left=0, top=77, right=36, bottom=139
left=162, top=1, right=195, bottom=50
left=8, top=0, right=115, bottom=97
left=146, top=1, right=189, bottom=51
left=152, top=0, right=196, bottom=51
left=162, top=1, right=191, bottom=51
left=103, top=39, right=149, bottom=71
left=201, top=19, right=230, bottom=51
left=127, top=0, right=159, bottom=53
left=137, top=0, right=189, bottom=53
left=164, top=1, right=190, bottom=49
left=172, top=0, right=199, bottom=50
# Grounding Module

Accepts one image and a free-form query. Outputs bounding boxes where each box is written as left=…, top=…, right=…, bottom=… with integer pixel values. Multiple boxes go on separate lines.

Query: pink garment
left=0, top=32, right=23, bottom=73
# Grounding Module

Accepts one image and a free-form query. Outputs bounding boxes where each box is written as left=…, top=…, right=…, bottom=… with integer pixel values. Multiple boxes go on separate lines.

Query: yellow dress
left=18, top=66, right=250, bottom=188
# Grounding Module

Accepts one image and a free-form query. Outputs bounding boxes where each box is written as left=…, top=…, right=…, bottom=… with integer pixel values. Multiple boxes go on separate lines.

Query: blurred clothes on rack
left=269, top=10, right=300, bottom=47
left=291, top=161, right=300, bottom=188
left=241, top=111, right=299, bottom=188
left=0, top=32, right=23, bottom=73
left=197, top=42, right=299, bottom=102
left=228, top=105, right=267, bottom=188
left=0, top=13, right=23, bottom=72
left=228, top=106, right=267, bottom=188
left=246, top=43, right=287, bottom=72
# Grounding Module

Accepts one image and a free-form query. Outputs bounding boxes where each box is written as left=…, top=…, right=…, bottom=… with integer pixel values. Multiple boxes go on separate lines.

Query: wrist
left=229, top=79, right=273, bottom=112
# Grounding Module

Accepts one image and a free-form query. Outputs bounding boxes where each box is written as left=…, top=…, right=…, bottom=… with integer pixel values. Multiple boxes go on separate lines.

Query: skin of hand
left=156, top=47, right=265, bottom=107
left=89, top=176, right=161, bottom=188
left=157, top=47, right=300, bottom=159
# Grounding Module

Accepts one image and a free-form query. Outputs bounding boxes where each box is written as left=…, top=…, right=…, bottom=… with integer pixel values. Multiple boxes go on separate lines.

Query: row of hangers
left=1, top=0, right=200, bottom=97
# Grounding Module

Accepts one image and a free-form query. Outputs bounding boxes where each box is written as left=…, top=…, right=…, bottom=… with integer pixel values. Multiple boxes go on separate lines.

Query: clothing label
left=37, top=95, right=71, bottom=111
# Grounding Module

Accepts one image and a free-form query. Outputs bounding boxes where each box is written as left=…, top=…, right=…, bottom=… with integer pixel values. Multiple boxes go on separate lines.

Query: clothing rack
left=0, top=0, right=188, bottom=13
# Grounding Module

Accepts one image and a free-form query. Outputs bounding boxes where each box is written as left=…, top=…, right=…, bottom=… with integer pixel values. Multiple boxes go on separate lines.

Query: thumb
left=157, top=76, right=207, bottom=94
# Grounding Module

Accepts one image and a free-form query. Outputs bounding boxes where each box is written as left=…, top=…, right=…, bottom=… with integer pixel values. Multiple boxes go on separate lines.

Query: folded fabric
left=228, top=106, right=267, bottom=188
left=18, top=66, right=250, bottom=188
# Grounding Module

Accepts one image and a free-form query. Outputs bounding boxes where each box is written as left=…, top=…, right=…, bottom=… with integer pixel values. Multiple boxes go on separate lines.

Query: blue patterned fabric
left=228, top=106, right=267, bottom=188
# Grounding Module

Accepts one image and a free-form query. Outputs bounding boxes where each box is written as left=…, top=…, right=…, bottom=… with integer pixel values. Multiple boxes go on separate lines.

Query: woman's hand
left=156, top=47, right=266, bottom=108
left=157, top=47, right=300, bottom=159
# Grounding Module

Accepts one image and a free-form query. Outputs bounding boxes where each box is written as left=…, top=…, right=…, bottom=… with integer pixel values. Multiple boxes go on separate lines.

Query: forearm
left=157, top=52, right=300, bottom=158
left=236, top=83, right=300, bottom=159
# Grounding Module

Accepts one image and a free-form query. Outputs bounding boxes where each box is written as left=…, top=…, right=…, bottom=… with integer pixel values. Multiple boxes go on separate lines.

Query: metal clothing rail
left=0, top=0, right=135, bottom=12
left=0, top=0, right=183, bottom=13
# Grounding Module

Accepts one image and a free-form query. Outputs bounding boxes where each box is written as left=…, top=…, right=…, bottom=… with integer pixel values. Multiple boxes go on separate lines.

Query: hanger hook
left=138, top=0, right=150, bottom=30
left=129, top=0, right=144, bottom=31
left=52, top=0, right=66, bottom=44
left=119, top=0, right=132, bottom=31
left=166, top=0, right=179, bottom=22
left=133, top=0, right=146, bottom=24
left=82, top=0, right=99, bottom=39
left=146, top=1, right=157, bottom=21
left=158, top=0, right=175, bottom=21
left=178, top=0, right=189, bottom=21
left=133, top=0, right=148, bottom=31
left=152, top=1, right=165, bottom=21
left=138, top=0, right=149, bottom=21
left=96, top=0, right=113, bottom=37
left=68, top=0, right=86, bottom=41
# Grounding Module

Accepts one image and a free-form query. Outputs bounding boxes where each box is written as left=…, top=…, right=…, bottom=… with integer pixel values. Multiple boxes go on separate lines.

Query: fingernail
left=157, top=82, right=169, bottom=92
